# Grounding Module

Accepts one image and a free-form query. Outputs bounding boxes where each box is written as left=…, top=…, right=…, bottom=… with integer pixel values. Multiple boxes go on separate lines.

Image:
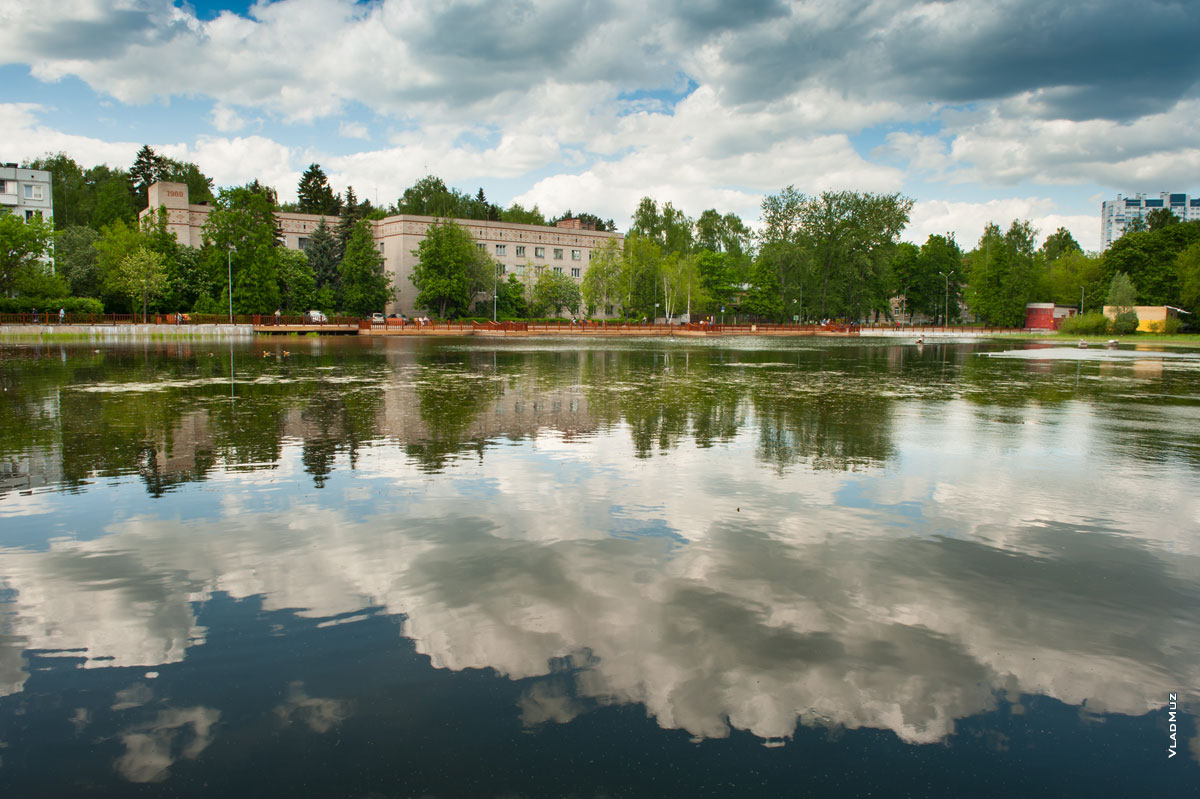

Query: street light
left=938, top=270, right=955, bottom=327
left=227, top=245, right=234, bottom=325
left=493, top=261, right=499, bottom=322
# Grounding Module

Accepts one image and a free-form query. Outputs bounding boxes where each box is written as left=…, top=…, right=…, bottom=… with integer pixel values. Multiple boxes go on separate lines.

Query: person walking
left=58, top=307, right=65, bottom=324
left=32, top=308, right=38, bottom=324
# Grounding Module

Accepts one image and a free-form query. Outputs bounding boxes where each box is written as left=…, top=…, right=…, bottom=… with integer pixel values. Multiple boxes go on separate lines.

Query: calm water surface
left=1, top=336, right=1198, bottom=797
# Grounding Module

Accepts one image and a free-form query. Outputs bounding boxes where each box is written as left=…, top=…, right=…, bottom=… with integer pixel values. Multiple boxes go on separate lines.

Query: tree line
left=5, top=146, right=1199, bottom=325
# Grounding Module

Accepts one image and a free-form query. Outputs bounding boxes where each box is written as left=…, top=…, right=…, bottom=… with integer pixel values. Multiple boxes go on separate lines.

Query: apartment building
left=143, top=181, right=623, bottom=316
left=0, top=163, right=53, bottom=223
left=1100, top=192, right=1200, bottom=250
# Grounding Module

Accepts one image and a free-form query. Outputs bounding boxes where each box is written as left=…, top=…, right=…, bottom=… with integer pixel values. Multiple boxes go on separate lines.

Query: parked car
left=371, top=313, right=385, bottom=323
left=306, top=310, right=327, bottom=323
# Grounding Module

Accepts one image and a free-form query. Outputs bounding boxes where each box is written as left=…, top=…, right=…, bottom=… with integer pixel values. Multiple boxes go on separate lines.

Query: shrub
left=1111, top=310, right=1139, bottom=335
left=0, top=296, right=104, bottom=314
left=1057, top=312, right=1109, bottom=336
left=1149, top=316, right=1184, bottom=334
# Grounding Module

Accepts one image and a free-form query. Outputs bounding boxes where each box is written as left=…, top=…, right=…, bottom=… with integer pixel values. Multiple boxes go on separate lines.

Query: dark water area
left=0, top=335, right=1197, bottom=797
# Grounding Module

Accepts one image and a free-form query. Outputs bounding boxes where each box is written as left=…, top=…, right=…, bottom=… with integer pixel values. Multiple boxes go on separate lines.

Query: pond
left=1, top=336, right=1197, bottom=797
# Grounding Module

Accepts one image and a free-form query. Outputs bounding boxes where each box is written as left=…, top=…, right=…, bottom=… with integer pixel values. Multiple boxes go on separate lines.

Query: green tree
left=500, top=202, right=547, bottom=226
left=160, top=157, right=215, bottom=205
left=743, top=259, right=783, bottom=320
left=0, top=213, right=56, bottom=295
left=1040, top=250, right=1105, bottom=311
left=277, top=249, right=317, bottom=313
left=297, top=163, right=341, bottom=215
left=94, top=219, right=146, bottom=310
left=621, top=234, right=665, bottom=317
left=496, top=273, right=528, bottom=317
left=24, top=153, right=86, bottom=229
left=580, top=238, right=623, bottom=314
left=54, top=225, right=101, bottom=296
left=661, top=252, right=704, bottom=320
left=130, top=145, right=166, bottom=206
left=549, top=210, right=616, bottom=232
left=394, top=175, right=473, bottom=218
left=1101, top=222, right=1198, bottom=306
left=340, top=220, right=393, bottom=316
left=336, top=185, right=361, bottom=259
left=1107, top=272, right=1139, bottom=333
left=532, top=269, right=582, bottom=316
left=1107, top=272, right=1137, bottom=311
left=965, top=220, right=1042, bottom=326
left=1147, top=208, right=1180, bottom=232
left=412, top=218, right=488, bottom=317
left=696, top=250, right=738, bottom=313
left=630, top=198, right=694, bottom=254
left=114, top=247, right=168, bottom=318
left=1177, top=242, right=1200, bottom=319
left=90, top=168, right=140, bottom=230
left=696, top=209, right=752, bottom=257
left=1040, top=227, right=1082, bottom=263
left=305, top=217, right=340, bottom=298
left=201, top=184, right=282, bottom=314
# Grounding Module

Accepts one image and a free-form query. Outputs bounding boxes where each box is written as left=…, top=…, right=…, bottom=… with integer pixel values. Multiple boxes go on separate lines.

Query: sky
left=2, top=0, right=1199, bottom=252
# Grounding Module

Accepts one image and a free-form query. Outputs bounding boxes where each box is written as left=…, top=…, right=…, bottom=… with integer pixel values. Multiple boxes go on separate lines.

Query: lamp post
left=493, top=261, right=499, bottom=322
left=938, top=270, right=955, bottom=327
left=902, top=285, right=908, bottom=324
left=227, top=245, right=234, bottom=325
left=654, top=301, right=659, bottom=325
left=1080, top=284, right=1084, bottom=316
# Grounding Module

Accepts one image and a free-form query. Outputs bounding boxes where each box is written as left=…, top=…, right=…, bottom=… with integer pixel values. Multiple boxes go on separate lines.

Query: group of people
left=29, top=308, right=67, bottom=324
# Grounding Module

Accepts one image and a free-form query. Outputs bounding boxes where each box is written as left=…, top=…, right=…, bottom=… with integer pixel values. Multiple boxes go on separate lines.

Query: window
left=0, top=180, right=7, bottom=194
left=604, top=305, right=613, bottom=316
left=516, top=245, right=525, bottom=257
left=571, top=249, right=581, bottom=260
left=535, top=247, right=545, bottom=258
left=553, top=266, right=563, bottom=274
left=477, top=243, right=486, bottom=251
left=497, top=261, right=506, bottom=275
left=553, top=248, right=564, bottom=259
left=298, top=237, right=310, bottom=250
left=496, top=244, right=506, bottom=255
left=571, top=268, right=580, bottom=278
left=26, top=209, right=41, bottom=221
left=24, top=184, right=43, bottom=201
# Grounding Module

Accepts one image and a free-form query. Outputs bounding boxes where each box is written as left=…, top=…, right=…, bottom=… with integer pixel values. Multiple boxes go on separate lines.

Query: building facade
left=0, top=163, right=53, bottom=223
left=143, top=181, right=623, bottom=316
left=1100, top=192, right=1200, bottom=250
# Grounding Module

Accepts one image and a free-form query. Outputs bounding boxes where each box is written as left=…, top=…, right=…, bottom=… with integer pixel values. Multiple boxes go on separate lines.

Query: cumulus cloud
left=1, top=1, right=1195, bottom=242
left=907, top=198, right=1098, bottom=252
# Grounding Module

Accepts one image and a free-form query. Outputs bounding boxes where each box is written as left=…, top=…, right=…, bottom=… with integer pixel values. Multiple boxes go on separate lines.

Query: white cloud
left=337, top=121, right=369, bottom=140
left=907, top=197, right=1099, bottom=252
left=209, top=104, right=246, bottom=133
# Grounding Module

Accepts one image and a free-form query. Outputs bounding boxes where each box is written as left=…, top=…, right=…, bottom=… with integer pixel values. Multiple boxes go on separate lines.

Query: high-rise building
left=1100, top=192, right=1200, bottom=250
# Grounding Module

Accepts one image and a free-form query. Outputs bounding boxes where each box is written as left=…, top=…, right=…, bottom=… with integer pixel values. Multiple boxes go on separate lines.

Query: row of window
left=496, top=264, right=582, bottom=279
left=489, top=243, right=584, bottom=260
left=0, top=181, right=46, bottom=200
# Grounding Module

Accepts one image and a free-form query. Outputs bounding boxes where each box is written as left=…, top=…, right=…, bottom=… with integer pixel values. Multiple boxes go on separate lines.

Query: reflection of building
left=1101, top=192, right=1200, bottom=250
left=142, top=181, right=623, bottom=317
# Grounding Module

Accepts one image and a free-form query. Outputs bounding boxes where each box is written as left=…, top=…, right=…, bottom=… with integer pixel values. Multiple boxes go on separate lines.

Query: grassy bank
left=984, top=332, right=1200, bottom=348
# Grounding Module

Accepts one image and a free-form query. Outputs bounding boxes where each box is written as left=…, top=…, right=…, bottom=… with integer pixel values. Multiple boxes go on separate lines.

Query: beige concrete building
left=143, top=181, right=623, bottom=316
